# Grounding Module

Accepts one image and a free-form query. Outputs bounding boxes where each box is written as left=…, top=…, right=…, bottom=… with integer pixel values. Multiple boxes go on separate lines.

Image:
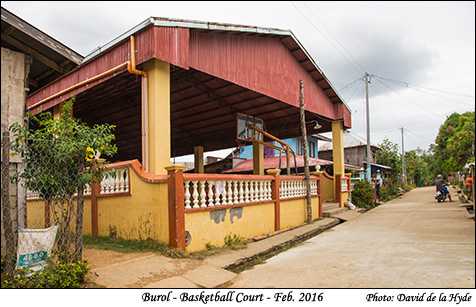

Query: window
left=309, top=141, right=316, bottom=158
left=296, top=138, right=303, bottom=155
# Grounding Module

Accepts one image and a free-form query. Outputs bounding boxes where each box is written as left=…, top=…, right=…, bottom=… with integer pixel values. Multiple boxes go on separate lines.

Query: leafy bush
left=380, top=186, right=390, bottom=202
left=351, top=180, right=374, bottom=208
left=1, top=258, right=89, bottom=288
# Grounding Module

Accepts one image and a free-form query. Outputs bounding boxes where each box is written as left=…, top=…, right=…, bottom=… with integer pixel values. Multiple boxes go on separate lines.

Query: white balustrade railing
left=279, top=179, right=319, bottom=199
left=183, top=179, right=272, bottom=209
left=99, top=168, right=129, bottom=195
left=341, top=177, right=349, bottom=192
left=26, top=168, right=130, bottom=201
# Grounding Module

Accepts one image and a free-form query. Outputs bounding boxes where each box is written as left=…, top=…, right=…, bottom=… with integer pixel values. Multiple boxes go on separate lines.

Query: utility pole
left=401, top=127, right=406, bottom=185
left=365, top=72, right=372, bottom=182
left=299, top=80, right=312, bottom=222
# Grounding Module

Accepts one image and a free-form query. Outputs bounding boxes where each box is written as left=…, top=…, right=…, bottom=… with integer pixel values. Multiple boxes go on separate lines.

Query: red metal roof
left=25, top=17, right=352, bottom=160
left=223, top=155, right=334, bottom=174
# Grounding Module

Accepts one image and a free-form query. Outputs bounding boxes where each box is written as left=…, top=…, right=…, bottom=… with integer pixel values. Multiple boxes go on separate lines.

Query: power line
left=372, top=74, right=475, bottom=107
left=404, top=128, right=435, bottom=144
left=345, top=79, right=362, bottom=103
left=301, top=1, right=366, bottom=74
left=339, top=77, right=362, bottom=93
left=290, top=1, right=364, bottom=76
left=372, top=76, right=445, bottom=119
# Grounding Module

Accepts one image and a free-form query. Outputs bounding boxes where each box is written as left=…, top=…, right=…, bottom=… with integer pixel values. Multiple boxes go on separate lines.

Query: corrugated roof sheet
left=318, top=131, right=379, bottom=151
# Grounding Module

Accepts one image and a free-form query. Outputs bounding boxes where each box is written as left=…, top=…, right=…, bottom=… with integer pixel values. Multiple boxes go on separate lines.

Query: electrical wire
left=372, top=76, right=445, bottom=119
left=290, top=1, right=364, bottom=76
left=339, top=77, right=362, bottom=93
left=301, top=1, right=366, bottom=74
left=345, top=79, right=362, bottom=104
left=372, top=74, right=475, bottom=107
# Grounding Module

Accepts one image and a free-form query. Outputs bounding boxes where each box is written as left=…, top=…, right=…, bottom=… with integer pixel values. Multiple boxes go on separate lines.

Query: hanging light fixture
left=313, top=120, right=322, bottom=130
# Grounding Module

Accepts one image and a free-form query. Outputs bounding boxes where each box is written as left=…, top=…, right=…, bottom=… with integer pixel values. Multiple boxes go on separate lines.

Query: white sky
left=3, top=1, right=475, bottom=162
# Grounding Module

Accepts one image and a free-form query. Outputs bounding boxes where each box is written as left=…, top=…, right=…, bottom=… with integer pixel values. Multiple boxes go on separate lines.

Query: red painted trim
left=167, top=167, right=186, bottom=251
left=90, top=181, right=100, bottom=236
left=335, top=174, right=342, bottom=207
left=96, top=192, right=131, bottom=198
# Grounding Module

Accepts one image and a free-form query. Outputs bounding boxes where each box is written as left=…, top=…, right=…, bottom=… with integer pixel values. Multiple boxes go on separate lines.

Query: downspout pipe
left=26, top=35, right=151, bottom=171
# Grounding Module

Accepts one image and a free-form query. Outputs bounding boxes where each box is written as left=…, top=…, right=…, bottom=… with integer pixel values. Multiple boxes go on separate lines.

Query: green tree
left=9, top=96, right=117, bottom=262
left=405, top=149, right=430, bottom=186
left=376, top=137, right=402, bottom=185
left=430, top=111, right=475, bottom=178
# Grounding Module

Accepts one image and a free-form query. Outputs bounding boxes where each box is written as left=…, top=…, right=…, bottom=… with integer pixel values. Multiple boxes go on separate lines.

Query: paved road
left=228, top=186, right=475, bottom=288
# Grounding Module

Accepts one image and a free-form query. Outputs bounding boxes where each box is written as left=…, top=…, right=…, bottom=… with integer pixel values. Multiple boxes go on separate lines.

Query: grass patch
left=82, top=235, right=249, bottom=260
left=83, top=235, right=189, bottom=259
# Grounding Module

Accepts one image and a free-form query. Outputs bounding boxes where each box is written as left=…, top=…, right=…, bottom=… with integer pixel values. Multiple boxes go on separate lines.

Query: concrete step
left=322, top=206, right=347, bottom=218
left=322, top=202, right=340, bottom=211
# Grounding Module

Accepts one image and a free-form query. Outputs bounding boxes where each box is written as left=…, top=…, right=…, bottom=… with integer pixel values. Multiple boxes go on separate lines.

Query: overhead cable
left=290, top=1, right=364, bottom=76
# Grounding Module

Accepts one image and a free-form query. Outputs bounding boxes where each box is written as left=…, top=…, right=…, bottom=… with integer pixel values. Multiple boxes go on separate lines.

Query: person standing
left=465, top=174, right=473, bottom=200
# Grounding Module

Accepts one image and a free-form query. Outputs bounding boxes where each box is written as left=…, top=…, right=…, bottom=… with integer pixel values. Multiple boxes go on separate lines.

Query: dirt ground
left=82, top=247, right=155, bottom=270
left=81, top=247, right=204, bottom=287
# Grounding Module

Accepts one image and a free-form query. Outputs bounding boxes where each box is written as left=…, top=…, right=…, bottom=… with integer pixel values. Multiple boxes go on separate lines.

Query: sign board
left=237, top=113, right=264, bottom=142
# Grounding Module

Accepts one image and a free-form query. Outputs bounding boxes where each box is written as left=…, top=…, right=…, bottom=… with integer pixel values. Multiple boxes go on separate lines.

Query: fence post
left=335, top=173, right=342, bottom=207
left=2, top=131, right=15, bottom=275
left=267, top=169, right=281, bottom=231
left=165, top=164, right=187, bottom=251
left=90, top=179, right=100, bottom=236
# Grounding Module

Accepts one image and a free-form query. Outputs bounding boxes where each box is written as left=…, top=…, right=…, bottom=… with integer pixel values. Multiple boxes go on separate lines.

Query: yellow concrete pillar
left=144, top=59, right=170, bottom=175
left=52, top=102, right=68, bottom=120
left=332, top=121, right=345, bottom=206
left=253, top=141, right=264, bottom=175
left=194, top=146, right=204, bottom=173
left=332, top=121, right=345, bottom=176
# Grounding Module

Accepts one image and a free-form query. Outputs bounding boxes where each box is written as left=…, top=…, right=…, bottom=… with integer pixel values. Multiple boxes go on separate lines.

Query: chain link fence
left=2, top=131, right=85, bottom=283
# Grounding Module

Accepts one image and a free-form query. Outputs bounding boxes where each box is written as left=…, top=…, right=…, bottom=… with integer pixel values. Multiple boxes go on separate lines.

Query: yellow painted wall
left=312, top=196, right=320, bottom=220
left=341, top=191, right=350, bottom=206
left=185, top=203, right=275, bottom=252
left=26, top=200, right=46, bottom=229
left=27, top=166, right=169, bottom=244
left=83, top=198, right=92, bottom=234
left=279, top=196, right=320, bottom=230
left=321, top=175, right=334, bottom=202
left=94, top=171, right=169, bottom=242
left=280, top=198, right=306, bottom=229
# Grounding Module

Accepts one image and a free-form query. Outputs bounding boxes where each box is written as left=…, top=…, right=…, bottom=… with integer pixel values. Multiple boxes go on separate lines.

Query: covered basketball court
left=26, top=17, right=352, bottom=178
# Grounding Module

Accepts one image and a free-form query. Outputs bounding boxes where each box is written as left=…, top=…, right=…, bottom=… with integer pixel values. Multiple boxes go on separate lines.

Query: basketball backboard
left=236, top=113, right=263, bottom=142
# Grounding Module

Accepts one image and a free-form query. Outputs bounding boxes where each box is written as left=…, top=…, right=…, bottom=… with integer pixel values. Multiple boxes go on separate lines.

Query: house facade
left=318, top=131, right=392, bottom=179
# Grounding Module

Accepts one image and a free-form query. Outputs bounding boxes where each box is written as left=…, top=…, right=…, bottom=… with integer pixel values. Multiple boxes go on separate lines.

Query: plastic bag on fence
left=345, top=200, right=356, bottom=210
left=16, top=225, right=58, bottom=272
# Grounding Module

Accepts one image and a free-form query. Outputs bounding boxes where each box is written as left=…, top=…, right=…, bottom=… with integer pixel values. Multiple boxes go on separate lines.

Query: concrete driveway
left=228, top=186, right=475, bottom=288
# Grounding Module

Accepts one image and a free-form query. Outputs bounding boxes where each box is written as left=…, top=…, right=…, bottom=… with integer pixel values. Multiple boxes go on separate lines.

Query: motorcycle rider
left=435, top=174, right=453, bottom=202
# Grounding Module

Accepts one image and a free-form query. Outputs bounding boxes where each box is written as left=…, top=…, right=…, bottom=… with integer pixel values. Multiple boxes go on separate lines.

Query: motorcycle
left=435, top=188, right=447, bottom=202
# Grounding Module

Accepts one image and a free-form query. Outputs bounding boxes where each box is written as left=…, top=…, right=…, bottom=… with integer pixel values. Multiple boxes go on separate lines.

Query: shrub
left=1, top=258, right=89, bottom=288
left=380, top=186, right=390, bottom=202
left=351, top=180, right=374, bottom=208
